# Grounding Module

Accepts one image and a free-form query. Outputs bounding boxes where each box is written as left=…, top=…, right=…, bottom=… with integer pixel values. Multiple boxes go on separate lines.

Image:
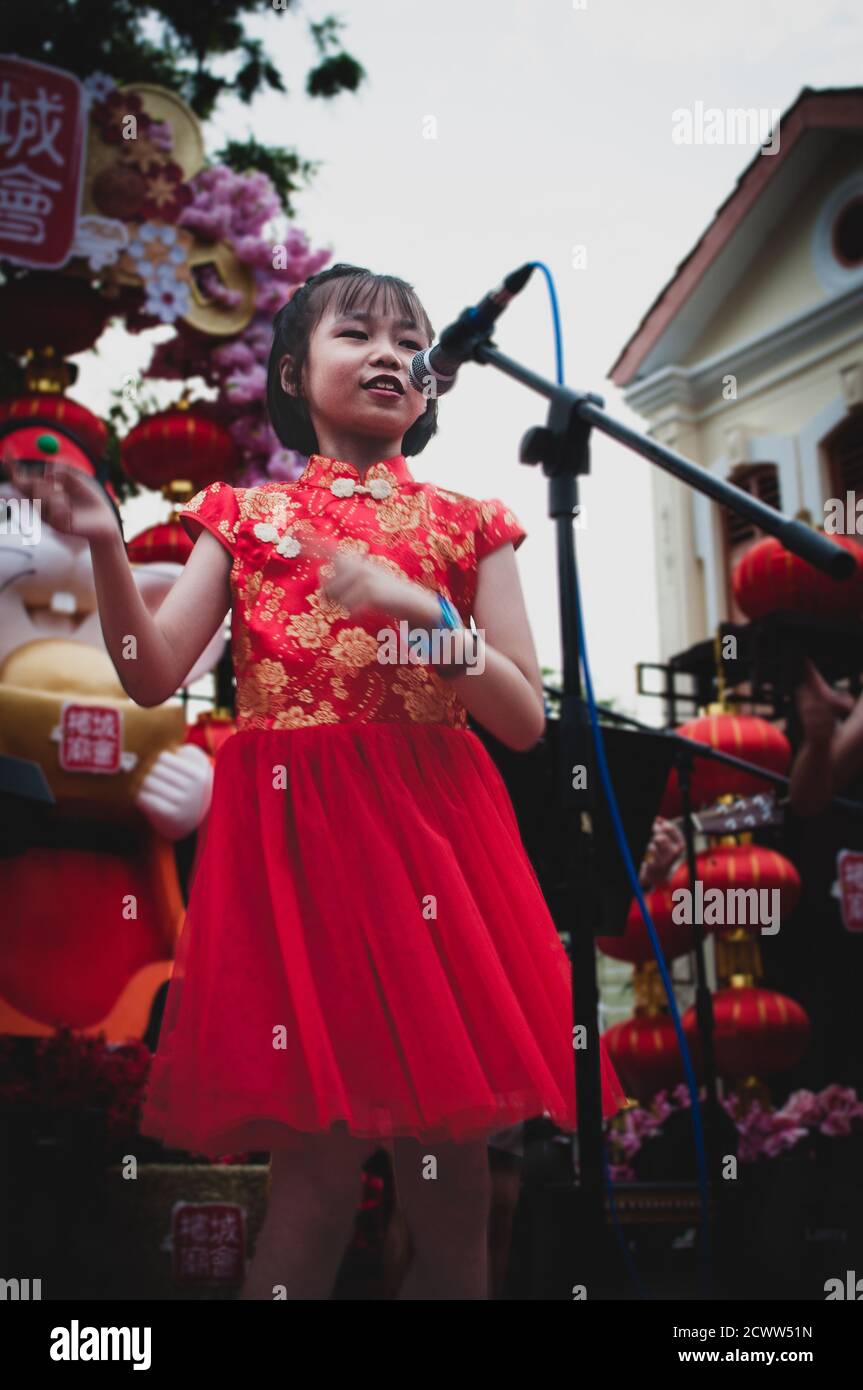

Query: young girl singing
left=15, top=263, right=626, bottom=1300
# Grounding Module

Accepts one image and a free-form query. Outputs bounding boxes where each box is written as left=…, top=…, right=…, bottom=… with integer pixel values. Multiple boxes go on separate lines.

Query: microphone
left=408, top=263, right=535, bottom=397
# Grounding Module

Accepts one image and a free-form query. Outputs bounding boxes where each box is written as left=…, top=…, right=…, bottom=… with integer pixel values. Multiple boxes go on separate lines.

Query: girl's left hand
left=304, top=533, right=436, bottom=626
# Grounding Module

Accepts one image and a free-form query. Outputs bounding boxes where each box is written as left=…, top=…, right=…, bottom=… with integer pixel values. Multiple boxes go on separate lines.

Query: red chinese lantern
left=0, top=274, right=112, bottom=356
left=185, top=711, right=237, bottom=758
left=669, top=844, right=801, bottom=930
left=597, top=885, right=695, bottom=963
left=659, top=713, right=790, bottom=815
left=603, top=1013, right=685, bottom=1102
left=682, top=986, right=810, bottom=1078
left=0, top=392, right=108, bottom=463
left=121, top=406, right=240, bottom=489
left=733, top=533, right=863, bottom=620
left=127, top=516, right=194, bottom=566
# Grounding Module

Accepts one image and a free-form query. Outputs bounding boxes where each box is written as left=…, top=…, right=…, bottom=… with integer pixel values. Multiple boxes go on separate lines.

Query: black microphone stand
left=451, top=314, right=854, bottom=1300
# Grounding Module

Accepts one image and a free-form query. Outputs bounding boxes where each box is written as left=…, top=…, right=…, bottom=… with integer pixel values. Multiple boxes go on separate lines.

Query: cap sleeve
left=475, top=497, right=527, bottom=560
left=179, top=481, right=240, bottom=556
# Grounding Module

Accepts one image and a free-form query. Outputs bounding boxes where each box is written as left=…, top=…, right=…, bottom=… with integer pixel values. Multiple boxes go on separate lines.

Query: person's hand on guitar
left=639, top=815, right=686, bottom=890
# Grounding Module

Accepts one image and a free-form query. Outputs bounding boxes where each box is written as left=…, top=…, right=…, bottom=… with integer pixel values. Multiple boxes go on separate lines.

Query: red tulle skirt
left=139, top=722, right=627, bottom=1157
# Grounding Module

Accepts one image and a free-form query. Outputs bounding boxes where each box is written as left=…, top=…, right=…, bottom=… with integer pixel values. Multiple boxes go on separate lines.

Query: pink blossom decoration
left=605, top=1083, right=863, bottom=1169
left=143, top=163, right=332, bottom=484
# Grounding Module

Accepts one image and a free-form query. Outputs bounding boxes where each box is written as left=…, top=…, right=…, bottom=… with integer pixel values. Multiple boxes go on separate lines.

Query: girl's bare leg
left=380, top=1198, right=413, bottom=1298
left=239, top=1123, right=376, bottom=1300
left=391, top=1135, right=491, bottom=1300
left=487, top=1158, right=521, bottom=1299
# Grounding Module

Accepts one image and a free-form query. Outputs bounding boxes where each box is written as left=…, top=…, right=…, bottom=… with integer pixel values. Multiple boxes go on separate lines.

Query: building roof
left=608, top=86, right=863, bottom=388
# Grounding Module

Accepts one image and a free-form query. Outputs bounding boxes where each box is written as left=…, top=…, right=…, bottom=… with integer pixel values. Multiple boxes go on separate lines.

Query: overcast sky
left=76, top=0, right=863, bottom=719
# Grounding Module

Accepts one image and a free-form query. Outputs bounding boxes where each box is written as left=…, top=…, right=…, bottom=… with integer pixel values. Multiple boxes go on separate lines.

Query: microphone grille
left=409, top=348, right=457, bottom=397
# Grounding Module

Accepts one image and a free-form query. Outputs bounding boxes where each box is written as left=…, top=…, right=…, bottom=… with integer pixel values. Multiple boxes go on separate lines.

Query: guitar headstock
left=691, top=792, right=784, bottom=836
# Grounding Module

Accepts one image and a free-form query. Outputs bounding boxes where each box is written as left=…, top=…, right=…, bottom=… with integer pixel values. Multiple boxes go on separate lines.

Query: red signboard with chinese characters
left=0, top=55, right=86, bottom=267
left=59, top=703, right=123, bottom=774
left=172, top=1203, right=246, bottom=1288
left=837, top=849, right=863, bottom=933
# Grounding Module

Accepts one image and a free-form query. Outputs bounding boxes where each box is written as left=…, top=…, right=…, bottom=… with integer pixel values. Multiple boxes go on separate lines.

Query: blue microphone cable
left=527, top=258, right=712, bottom=1297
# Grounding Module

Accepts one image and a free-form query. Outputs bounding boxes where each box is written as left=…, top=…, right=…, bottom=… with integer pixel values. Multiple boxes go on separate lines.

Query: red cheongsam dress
left=139, top=451, right=627, bottom=1156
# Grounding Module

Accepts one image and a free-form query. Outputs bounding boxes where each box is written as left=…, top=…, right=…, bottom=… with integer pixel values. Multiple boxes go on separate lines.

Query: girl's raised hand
left=7, top=459, right=120, bottom=546
left=303, top=531, right=436, bottom=626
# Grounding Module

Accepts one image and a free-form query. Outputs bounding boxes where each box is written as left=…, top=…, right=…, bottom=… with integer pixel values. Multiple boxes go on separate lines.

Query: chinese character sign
left=837, top=849, right=863, bottom=933
left=59, top=703, right=123, bottom=774
left=0, top=55, right=85, bottom=267
left=172, top=1203, right=246, bottom=1287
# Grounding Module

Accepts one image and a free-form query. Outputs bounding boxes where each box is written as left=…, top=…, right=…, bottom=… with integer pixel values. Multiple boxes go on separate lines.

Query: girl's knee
left=395, top=1135, right=489, bottom=1176
left=393, top=1138, right=491, bottom=1216
left=268, top=1126, right=369, bottom=1205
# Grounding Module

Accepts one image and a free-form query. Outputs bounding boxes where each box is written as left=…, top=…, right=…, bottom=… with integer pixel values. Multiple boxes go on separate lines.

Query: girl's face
left=280, top=300, right=431, bottom=464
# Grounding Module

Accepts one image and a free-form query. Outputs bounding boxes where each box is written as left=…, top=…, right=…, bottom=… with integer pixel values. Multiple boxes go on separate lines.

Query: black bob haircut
left=266, top=263, right=439, bottom=459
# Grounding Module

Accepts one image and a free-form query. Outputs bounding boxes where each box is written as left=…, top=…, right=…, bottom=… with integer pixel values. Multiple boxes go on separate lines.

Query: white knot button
left=329, top=477, right=393, bottom=500
left=276, top=533, right=301, bottom=557
left=254, top=520, right=301, bottom=558
left=367, top=479, right=394, bottom=500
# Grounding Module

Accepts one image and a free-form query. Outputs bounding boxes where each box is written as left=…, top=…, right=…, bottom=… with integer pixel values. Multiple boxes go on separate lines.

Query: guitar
left=640, top=792, right=786, bottom=886
left=677, top=791, right=785, bottom=837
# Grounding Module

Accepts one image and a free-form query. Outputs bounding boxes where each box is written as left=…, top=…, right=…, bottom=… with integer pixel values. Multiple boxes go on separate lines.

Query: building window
left=812, top=173, right=863, bottom=293
left=828, top=413, right=863, bottom=535
left=832, top=196, right=863, bottom=270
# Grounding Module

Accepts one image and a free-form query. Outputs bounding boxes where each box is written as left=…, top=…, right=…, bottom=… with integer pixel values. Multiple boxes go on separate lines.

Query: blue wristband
left=436, top=594, right=463, bottom=631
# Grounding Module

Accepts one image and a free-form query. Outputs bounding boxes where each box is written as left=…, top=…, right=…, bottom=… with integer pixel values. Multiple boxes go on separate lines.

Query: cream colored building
left=609, top=86, right=863, bottom=662
left=597, top=88, right=863, bottom=1037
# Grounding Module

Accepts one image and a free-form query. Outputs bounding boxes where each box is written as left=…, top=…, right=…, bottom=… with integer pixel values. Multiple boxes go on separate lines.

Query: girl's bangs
left=327, top=273, right=433, bottom=341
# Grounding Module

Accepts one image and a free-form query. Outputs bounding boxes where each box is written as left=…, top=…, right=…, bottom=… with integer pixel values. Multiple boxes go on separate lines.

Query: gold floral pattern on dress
left=273, top=701, right=341, bottom=729
left=392, top=664, right=463, bottom=725
left=258, top=581, right=288, bottom=625
left=240, top=488, right=300, bottom=529
left=475, top=498, right=525, bottom=560
left=237, top=657, right=290, bottom=722
left=233, top=619, right=253, bottom=670
left=182, top=482, right=245, bottom=549
left=425, top=530, right=466, bottom=566
left=179, top=458, right=526, bottom=733
left=236, top=567, right=264, bottom=608
left=286, top=591, right=344, bottom=649
left=330, top=627, right=381, bottom=670
left=369, top=490, right=427, bottom=536
left=330, top=674, right=351, bottom=701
